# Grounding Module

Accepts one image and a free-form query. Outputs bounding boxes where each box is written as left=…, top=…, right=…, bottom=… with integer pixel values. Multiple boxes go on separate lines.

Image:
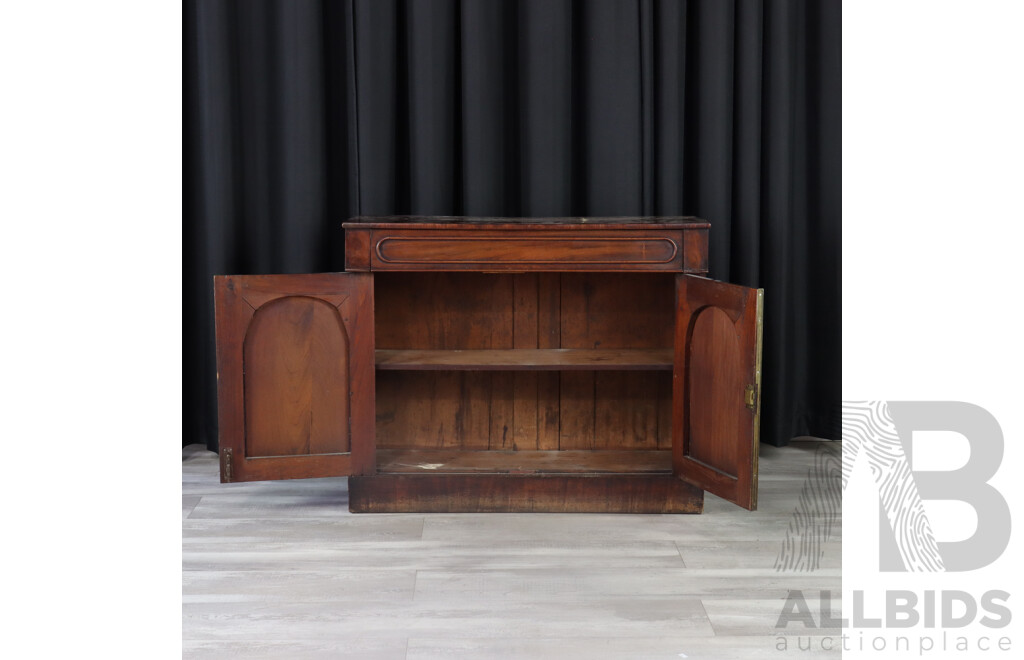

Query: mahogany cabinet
left=214, top=217, right=763, bottom=513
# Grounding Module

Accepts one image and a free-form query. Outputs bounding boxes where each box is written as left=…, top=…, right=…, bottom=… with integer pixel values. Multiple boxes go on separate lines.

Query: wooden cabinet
left=214, top=217, right=762, bottom=513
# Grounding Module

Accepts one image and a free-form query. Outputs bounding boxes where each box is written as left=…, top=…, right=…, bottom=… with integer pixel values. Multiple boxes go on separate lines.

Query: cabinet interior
left=373, top=271, right=675, bottom=474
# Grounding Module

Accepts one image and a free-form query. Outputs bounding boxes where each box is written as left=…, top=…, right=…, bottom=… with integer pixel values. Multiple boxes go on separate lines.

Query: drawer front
left=358, top=229, right=700, bottom=272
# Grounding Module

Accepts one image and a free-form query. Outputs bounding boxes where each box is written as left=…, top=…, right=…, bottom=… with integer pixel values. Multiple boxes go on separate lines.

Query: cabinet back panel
left=374, top=272, right=515, bottom=349
left=376, top=370, right=671, bottom=451
left=559, top=273, right=675, bottom=349
left=375, top=272, right=674, bottom=349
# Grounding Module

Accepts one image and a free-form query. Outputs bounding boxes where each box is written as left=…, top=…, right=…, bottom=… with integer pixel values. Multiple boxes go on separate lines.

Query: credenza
left=214, top=217, right=762, bottom=513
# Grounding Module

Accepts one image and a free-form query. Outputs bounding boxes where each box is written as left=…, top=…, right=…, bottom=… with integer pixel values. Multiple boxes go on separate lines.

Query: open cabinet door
left=213, top=273, right=374, bottom=482
left=673, top=275, right=763, bottom=510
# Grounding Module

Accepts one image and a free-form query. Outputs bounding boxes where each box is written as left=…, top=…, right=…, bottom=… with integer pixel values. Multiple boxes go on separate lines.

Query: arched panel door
left=673, top=275, right=763, bottom=510
left=213, top=273, right=375, bottom=482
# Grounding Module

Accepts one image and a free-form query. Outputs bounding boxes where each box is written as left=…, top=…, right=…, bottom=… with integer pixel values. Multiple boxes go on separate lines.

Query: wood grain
left=559, top=273, right=675, bottom=349
left=536, top=274, right=561, bottom=450
left=685, top=307, right=743, bottom=472
left=683, top=227, right=709, bottom=273
left=557, top=273, right=674, bottom=450
left=513, top=274, right=540, bottom=450
left=343, top=228, right=371, bottom=270
left=374, top=349, right=674, bottom=370
left=244, top=296, right=350, bottom=457
left=594, top=372, right=662, bottom=449
left=348, top=474, right=704, bottom=513
left=375, top=372, right=508, bottom=450
left=372, top=233, right=681, bottom=269
left=557, top=373, right=596, bottom=450
left=373, top=272, right=515, bottom=452
left=372, top=270, right=677, bottom=461
left=673, top=275, right=762, bottom=510
left=373, top=272, right=515, bottom=350
left=213, top=273, right=375, bottom=482
left=376, top=449, right=672, bottom=474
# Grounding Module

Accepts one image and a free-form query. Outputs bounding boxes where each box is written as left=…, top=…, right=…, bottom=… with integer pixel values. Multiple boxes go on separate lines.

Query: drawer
left=346, top=229, right=705, bottom=272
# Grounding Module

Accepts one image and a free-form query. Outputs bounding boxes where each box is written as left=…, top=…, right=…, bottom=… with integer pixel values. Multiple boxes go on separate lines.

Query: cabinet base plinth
left=348, top=474, right=704, bottom=513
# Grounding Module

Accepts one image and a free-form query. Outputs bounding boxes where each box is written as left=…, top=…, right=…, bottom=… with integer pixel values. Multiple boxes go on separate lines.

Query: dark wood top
left=344, top=216, right=709, bottom=230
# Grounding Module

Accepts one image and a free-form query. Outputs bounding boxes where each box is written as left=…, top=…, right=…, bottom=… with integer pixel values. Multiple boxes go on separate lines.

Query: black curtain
left=184, top=0, right=840, bottom=449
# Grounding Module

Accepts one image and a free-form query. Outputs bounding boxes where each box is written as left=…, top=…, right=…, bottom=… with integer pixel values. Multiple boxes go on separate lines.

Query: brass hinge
left=221, top=448, right=233, bottom=482
left=744, top=384, right=758, bottom=411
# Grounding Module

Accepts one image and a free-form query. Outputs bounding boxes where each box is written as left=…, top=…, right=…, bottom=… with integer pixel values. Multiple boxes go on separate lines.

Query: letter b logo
left=843, top=401, right=1010, bottom=572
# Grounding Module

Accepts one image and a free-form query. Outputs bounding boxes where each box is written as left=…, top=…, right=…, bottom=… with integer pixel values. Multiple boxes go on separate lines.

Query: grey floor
left=183, top=440, right=842, bottom=659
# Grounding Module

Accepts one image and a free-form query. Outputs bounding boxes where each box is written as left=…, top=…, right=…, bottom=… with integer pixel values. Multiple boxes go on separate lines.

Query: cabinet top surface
left=344, top=216, right=709, bottom=230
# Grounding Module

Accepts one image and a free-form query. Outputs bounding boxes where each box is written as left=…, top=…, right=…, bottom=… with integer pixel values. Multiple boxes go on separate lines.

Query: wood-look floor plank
left=418, top=512, right=840, bottom=544
left=183, top=495, right=202, bottom=519
left=411, top=568, right=841, bottom=601
left=701, top=597, right=845, bottom=637
left=183, top=597, right=715, bottom=641
left=405, top=635, right=841, bottom=659
left=183, top=540, right=686, bottom=572
left=182, top=569, right=417, bottom=603
left=184, top=639, right=408, bottom=660
left=677, top=539, right=842, bottom=569
left=182, top=517, right=425, bottom=542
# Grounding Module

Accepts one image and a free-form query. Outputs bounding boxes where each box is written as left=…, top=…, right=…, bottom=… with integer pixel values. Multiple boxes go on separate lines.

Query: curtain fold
left=184, top=0, right=841, bottom=448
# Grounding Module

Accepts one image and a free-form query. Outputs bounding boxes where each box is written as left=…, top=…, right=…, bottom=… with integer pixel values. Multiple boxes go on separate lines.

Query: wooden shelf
left=376, top=448, right=673, bottom=475
left=375, top=348, right=673, bottom=371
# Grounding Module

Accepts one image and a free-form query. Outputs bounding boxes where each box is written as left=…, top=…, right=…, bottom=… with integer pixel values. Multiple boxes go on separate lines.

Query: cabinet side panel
left=344, top=228, right=371, bottom=270
left=682, top=228, right=709, bottom=273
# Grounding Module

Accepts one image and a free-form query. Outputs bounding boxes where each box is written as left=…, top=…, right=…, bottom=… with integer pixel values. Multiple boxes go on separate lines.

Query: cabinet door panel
left=213, top=273, right=375, bottom=482
left=674, top=275, right=763, bottom=510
